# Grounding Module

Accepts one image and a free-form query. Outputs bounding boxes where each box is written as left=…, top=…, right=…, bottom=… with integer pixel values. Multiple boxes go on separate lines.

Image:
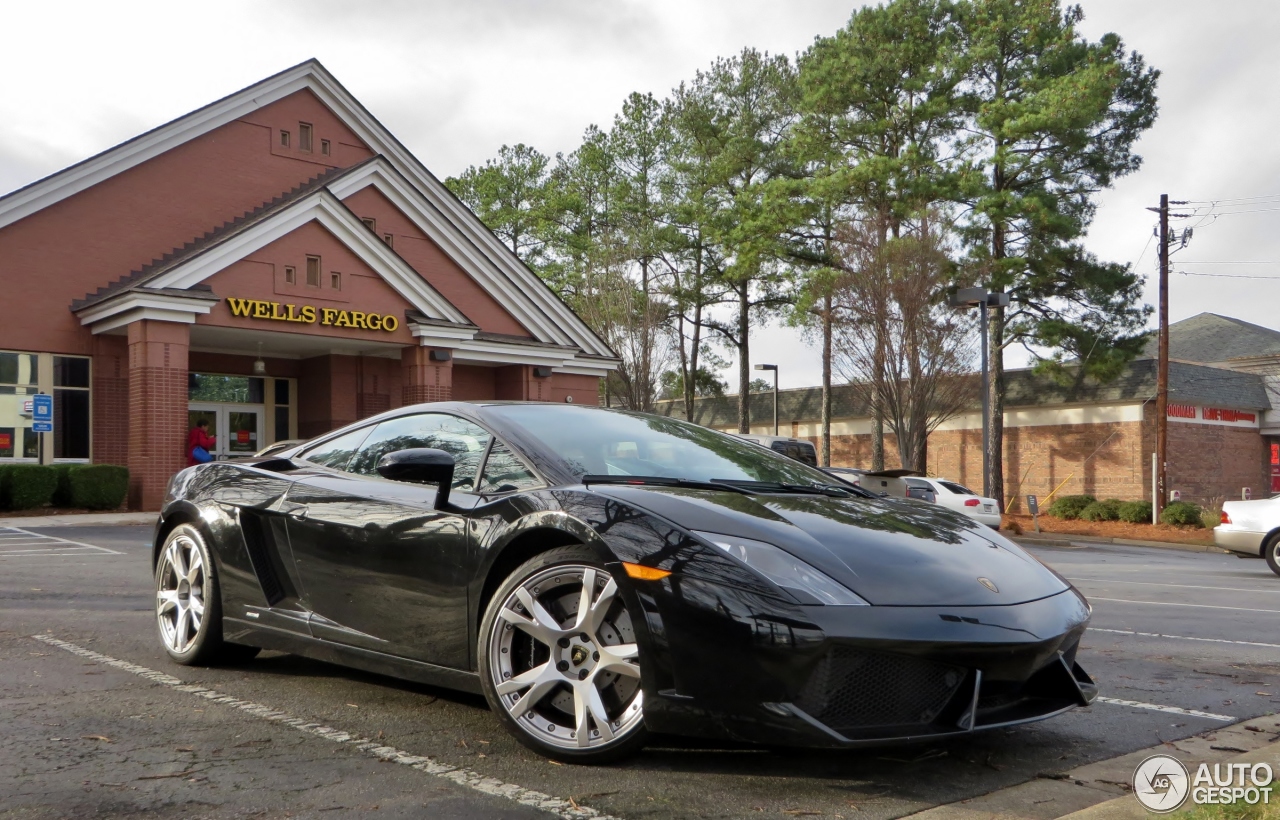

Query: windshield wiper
left=581, top=475, right=755, bottom=494
left=708, top=479, right=874, bottom=499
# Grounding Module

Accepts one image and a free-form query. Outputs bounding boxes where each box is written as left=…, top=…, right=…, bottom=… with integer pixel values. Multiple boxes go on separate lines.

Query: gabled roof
left=4, top=59, right=615, bottom=360
left=1140, top=313, right=1280, bottom=364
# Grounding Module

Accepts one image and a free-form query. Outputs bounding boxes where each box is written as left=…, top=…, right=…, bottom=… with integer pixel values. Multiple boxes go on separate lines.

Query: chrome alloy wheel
left=156, top=533, right=206, bottom=654
left=488, top=565, right=643, bottom=750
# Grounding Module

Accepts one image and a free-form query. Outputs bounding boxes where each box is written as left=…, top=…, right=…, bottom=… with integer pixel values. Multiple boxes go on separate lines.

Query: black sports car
left=152, top=402, right=1096, bottom=763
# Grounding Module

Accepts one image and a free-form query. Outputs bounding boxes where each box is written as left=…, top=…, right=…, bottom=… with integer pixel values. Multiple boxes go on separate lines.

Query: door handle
left=287, top=506, right=309, bottom=521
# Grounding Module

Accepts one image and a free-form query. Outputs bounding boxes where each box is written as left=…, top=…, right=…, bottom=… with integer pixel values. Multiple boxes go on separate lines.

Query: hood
left=591, top=485, right=1068, bottom=606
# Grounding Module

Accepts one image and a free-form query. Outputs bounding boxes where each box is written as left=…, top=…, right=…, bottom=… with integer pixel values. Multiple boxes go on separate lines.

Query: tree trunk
left=872, top=413, right=885, bottom=471
left=821, top=296, right=832, bottom=467
left=988, top=303, right=1006, bottom=507
left=736, top=281, right=750, bottom=434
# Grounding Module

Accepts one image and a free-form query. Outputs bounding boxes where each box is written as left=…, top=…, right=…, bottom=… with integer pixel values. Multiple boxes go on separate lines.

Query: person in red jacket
left=188, top=419, right=216, bottom=466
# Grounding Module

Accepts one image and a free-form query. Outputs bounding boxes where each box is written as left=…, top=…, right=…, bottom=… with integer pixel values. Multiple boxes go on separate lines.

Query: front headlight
left=691, top=531, right=869, bottom=606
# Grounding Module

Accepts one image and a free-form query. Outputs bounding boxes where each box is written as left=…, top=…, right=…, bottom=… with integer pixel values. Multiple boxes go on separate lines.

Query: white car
left=915, top=478, right=1002, bottom=529
left=1215, top=497, right=1280, bottom=576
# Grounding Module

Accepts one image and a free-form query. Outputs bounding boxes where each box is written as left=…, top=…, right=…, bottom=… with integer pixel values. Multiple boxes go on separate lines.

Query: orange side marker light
left=622, top=562, right=671, bottom=581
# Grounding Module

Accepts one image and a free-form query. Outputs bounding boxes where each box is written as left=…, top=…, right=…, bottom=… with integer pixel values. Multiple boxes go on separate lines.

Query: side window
left=478, top=441, right=541, bottom=494
left=299, top=427, right=373, bottom=471
left=347, top=413, right=491, bottom=490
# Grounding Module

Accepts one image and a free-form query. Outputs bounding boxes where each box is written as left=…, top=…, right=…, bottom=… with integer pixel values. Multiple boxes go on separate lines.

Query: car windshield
left=488, top=405, right=840, bottom=487
left=938, top=480, right=977, bottom=496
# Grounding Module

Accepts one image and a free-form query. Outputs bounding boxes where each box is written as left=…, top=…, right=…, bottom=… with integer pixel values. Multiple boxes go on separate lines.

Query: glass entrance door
left=188, top=403, right=264, bottom=459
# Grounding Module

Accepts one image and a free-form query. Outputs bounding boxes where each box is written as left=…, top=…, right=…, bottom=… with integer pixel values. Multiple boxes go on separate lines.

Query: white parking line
left=1095, top=696, right=1234, bottom=722
left=1090, top=627, right=1280, bottom=650
left=31, top=635, right=620, bottom=820
left=1088, top=597, right=1280, bottom=615
left=1070, top=578, right=1280, bottom=595
left=0, top=527, right=122, bottom=557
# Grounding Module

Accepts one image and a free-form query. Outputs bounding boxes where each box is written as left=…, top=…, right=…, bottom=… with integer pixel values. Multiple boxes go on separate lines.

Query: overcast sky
left=4, top=1, right=1279, bottom=389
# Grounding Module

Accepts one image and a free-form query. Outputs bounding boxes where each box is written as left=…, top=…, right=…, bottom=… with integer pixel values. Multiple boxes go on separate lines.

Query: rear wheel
left=1265, top=535, right=1280, bottom=577
left=155, top=524, right=260, bottom=666
left=478, top=545, right=647, bottom=764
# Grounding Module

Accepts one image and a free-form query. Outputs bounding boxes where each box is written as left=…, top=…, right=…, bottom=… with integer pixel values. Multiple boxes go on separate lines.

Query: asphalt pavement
left=2, top=524, right=1278, bottom=819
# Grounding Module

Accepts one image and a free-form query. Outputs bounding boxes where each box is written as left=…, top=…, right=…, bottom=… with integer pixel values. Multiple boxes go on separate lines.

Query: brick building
left=0, top=61, right=617, bottom=509
left=658, top=313, right=1280, bottom=509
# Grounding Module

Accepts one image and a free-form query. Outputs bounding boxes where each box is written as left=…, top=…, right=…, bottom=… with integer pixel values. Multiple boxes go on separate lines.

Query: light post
left=754, top=363, right=779, bottom=435
left=949, top=287, right=1010, bottom=499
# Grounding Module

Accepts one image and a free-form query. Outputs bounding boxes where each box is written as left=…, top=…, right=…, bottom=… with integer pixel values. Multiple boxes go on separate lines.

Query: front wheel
left=478, top=545, right=647, bottom=764
left=1265, top=535, right=1280, bottom=578
left=155, top=524, right=260, bottom=665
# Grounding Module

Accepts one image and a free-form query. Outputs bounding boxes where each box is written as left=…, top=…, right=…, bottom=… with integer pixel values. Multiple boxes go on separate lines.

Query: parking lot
left=3, top=525, right=1279, bottom=819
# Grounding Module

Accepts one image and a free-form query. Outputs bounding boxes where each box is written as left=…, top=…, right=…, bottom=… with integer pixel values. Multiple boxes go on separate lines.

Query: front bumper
left=637, top=583, right=1094, bottom=748
left=1214, top=527, right=1266, bottom=556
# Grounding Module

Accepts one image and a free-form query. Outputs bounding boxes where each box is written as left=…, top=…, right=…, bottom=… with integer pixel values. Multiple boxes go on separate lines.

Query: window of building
left=53, top=356, right=90, bottom=459
left=188, top=374, right=265, bottom=404
left=306, top=255, right=320, bottom=287
left=383, top=233, right=394, bottom=248
left=330, top=272, right=341, bottom=290
left=274, top=379, right=290, bottom=444
left=0, top=351, right=39, bottom=460
left=280, top=130, right=290, bottom=148
left=284, top=265, right=296, bottom=285
left=361, top=217, right=376, bottom=232
left=321, top=139, right=331, bottom=156
left=299, top=122, right=313, bottom=152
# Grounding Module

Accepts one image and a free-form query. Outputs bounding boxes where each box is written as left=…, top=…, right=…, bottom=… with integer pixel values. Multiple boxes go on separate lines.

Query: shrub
left=1080, top=499, right=1123, bottom=522
left=1118, top=500, right=1153, bottom=524
left=1161, top=500, right=1205, bottom=528
left=50, top=464, right=76, bottom=507
left=67, top=465, right=129, bottom=511
left=1, top=464, right=58, bottom=510
left=1047, top=494, right=1096, bottom=520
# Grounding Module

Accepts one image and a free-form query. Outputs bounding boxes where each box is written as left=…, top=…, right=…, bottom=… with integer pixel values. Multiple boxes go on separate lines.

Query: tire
left=1266, top=535, right=1280, bottom=578
left=154, top=524, right=260, bottom=666
left=478, top=545, right=648, bottom=764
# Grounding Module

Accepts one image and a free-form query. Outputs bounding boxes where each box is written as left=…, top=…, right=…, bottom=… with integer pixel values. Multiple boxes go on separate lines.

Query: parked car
left=914, top=478, right=1002, bottom=529
left=735, top=433, right=818, bottom=466
left=822, top=468, right=935, bottom=502
left=152, top=402, right=1094, bottom=763
left=1215, top=496, right=1280, bottom=575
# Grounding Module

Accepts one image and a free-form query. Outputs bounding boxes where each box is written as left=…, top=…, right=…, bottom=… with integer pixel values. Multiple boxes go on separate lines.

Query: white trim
left=3, top=60, right=613, bottom=359
left=555, top=363, right=616, bottom=378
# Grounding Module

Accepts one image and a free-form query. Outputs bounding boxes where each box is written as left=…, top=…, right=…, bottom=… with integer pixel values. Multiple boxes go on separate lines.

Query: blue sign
left=32, top=393, right=52, bottom=422
left=33, top=422, right=52, bottom=433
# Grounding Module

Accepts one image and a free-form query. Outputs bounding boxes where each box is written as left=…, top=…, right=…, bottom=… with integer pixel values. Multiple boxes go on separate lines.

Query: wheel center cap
left=570, top=645, right=589, bottom=666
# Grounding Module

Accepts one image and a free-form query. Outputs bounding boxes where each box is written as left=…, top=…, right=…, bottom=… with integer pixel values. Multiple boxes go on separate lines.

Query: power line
left=1175, top=270, right=1280, bottom=280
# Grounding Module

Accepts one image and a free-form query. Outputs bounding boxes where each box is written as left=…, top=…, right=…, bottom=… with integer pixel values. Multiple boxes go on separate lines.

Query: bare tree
left=833, top=215, right=976, bottom=471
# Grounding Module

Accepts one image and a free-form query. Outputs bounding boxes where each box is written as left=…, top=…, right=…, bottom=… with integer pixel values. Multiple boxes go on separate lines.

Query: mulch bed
left=1003, top=513, right=1214, bottom=546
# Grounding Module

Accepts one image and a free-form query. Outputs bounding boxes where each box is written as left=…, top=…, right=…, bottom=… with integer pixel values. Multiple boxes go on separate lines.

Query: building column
left=401, top=346, right=452, bottom=405
left=127, top=319, right=190, bottom=511
left=92, top=334, right=129, bottom=466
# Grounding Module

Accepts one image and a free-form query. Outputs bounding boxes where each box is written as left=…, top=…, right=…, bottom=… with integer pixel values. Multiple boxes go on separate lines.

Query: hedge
left=66, top=465, right=129, bottom=510
left=50, top=463, right=76, bottom=507
left=1118, top=500, right=1153, bottom=524
left=1161, top=500, right=1205, bottom=528
left=0, top=464, right=58, bottom=510
left=1080, top=499, right=1123, bottom=522
left=1047, top=494, right=1096, bottom=520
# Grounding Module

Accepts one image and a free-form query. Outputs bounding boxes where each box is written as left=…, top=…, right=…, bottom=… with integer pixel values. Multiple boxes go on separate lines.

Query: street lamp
left=949, top=287, right=1010, bottom=498
left=754, top=363, right=779, bottom=435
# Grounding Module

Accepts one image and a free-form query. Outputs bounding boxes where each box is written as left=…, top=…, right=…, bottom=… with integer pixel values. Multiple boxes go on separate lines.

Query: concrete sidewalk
left=1013, top=531, right=1227, bottom=554
left=905, top=716, right=1280, bottom=819
left=0, top=511, right=156, bottom=528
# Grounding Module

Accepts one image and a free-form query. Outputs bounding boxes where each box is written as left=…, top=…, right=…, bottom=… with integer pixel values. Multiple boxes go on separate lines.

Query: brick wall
left=401, top=347, right=453, bottom=405
left=91, top=335, right=129, bottom=467
left=1166, top=421, right=1269, bottom=506
left=127, top=321, right=189, bottom=511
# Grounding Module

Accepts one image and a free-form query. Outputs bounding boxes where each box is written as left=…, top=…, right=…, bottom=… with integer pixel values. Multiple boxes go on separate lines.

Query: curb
left=1013, top=534, right=1227, bottom=554
left=0, top=512, right=158, bottom=528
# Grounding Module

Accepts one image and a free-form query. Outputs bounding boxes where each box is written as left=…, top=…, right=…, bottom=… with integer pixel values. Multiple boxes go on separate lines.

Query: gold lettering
left=252, top=301, right=271, bottom=319
left=285, top=304, right=300, bottom=322
left=228, top=298, right=254, bottom=317
left=300, top=305, right=316, bottom=323
left=350, top=311, right=367, bottom=329
left=271, top=302, right=287, bottom=321
left=365, top=314, right=382, bottom=331
left=334, top=310, right=351, bottom=328
left=381, top=314, right=398, bottom=332
left=321, top=307, right=337, bottom=325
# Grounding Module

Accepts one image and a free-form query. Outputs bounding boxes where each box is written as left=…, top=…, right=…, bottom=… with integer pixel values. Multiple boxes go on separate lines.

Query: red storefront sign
left=1168, top=404, right=1258, bottom=424
left=1272, top=443, right=1280, bottom=494
left=0, top=433, right=10, bottom=450
left=237, top=430, right=250, bottom=445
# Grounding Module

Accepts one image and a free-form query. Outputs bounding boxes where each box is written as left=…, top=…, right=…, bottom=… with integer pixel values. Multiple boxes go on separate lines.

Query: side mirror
left=376, top=448, right=456, bottom=509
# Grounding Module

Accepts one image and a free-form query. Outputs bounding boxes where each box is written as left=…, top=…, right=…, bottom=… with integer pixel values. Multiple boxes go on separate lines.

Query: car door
left=282, top=412, right=491, bottom=669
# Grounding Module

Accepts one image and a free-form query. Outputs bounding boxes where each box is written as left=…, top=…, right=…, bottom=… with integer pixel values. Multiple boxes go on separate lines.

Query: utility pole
left=1155, top=194, right=1169, bottom=519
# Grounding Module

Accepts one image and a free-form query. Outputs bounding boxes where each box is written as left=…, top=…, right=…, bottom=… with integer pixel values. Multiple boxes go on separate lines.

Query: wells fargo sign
left=227, top=298, right=399, bottom=332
